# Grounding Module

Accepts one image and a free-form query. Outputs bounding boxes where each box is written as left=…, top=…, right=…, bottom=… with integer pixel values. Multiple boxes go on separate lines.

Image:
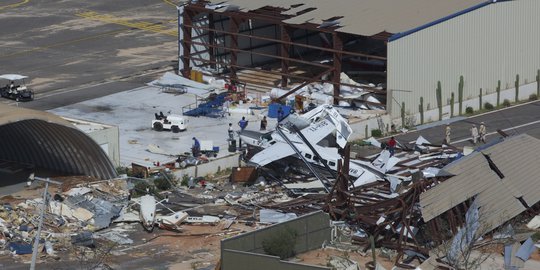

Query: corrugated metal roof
left=206, top=0, right=489, bottom=37
left=420, top=134, right=540, bottom=232
left=0, top=104, right=117, bottom=180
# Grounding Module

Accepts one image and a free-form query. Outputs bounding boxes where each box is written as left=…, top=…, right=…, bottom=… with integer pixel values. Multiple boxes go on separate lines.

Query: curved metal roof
left=0, top=104, right=117, bottom=180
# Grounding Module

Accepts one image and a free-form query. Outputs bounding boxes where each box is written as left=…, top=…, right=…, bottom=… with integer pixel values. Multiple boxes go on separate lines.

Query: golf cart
left=152, top=112, right=187, bottom=133
left=0, top=74, right=34, bottom=102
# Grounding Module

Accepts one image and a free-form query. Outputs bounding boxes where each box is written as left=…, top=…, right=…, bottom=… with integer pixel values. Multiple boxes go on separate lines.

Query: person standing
left=445, top=124, right=451, bottom=144
left=228, top=123, right=234, bottom=140
left=192, top=137, right=201, bottom=156
left=471, top=124, right=479, bottom=145
left=479, top=122, right=487, bottom=143
left=238, top=116, right=248, bottom=131
left=387, top=136, right=397, bottom=157
left=277, top=106, right=284, bottom=122
left=260, top=116, right=267, bottom=131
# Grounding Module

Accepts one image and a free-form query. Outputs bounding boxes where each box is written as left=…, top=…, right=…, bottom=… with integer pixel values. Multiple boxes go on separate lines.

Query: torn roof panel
left=205, top=0, right=488, bottom=37
left=420, top=134, right=540, bottom=232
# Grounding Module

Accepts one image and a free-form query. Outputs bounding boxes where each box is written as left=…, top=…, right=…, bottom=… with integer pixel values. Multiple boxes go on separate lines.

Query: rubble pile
left=242, top=116, right=540, bottom=268
left=0, top=179, right=130, bottom=259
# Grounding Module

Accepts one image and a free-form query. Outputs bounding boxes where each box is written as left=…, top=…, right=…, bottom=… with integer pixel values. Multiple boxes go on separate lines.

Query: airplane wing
left=300, top=105, right=352, bottom=148
left=249, top=142, right=296, bottom=166
left=296, top=118, right=336, bottom=145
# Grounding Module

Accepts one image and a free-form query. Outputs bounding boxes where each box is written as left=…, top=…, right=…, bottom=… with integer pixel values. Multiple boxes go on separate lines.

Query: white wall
left=172, top=152, right=240, bottom=179
left=388, top=0, right=540, bottom=118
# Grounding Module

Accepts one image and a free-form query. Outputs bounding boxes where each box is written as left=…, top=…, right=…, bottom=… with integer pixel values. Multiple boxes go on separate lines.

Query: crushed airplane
left=240, top=105, right=400, bottom=188
left=130, top=194, right=177, bottom=232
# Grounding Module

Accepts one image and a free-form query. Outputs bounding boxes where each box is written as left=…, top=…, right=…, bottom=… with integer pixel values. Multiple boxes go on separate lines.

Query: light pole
left=28, top=174, right=61, bottom=270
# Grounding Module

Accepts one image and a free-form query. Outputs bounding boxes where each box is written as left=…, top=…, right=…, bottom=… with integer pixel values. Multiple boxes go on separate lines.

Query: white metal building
left=388, top=0, right=540, bottom=118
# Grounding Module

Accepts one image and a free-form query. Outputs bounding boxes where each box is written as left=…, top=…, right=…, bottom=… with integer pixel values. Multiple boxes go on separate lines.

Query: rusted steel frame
left=405, top=187, right=422, bottom=248
left=348, top=193, right=388, bottom=202
left=181, top=9, right=193, bottom=77
left=182, top=23, right=387, bottom=60
left=349, top=181, right=388, bottom=192
left=336, top=159, right=349, bottom=206
left=332, top=32, right=343, bottom=105
left=394, top=197, right=408, bottom=265
left=276, top=68, right=334, bottom=101
left=187, top=56, right=325, bottom=79
left=280, top=25, right=291, bottom=87
left=427, top=220, right=441, bottom=244
left=208, top=13, right=216, bottom=68
left=348, top=196, right=392, bottom=205
left=346, top=190, right=390, bottom=201
left=354, top=214, right=381, bottom=225
left=354, top=199, right=400, bottom=213
left=447, top=209, right=457, bottom=234
left=184, top=39, right=332, bottom=68
left=228, top=17, right=240, bottom=79
left=434, top=218, right=443, bottom=242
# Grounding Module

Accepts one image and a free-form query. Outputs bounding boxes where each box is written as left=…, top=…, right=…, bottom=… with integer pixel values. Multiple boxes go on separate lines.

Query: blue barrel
left=267, top=103, right=291, bottom=119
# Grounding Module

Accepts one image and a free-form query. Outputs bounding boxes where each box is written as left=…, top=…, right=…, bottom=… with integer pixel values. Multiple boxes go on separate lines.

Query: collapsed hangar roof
left=420, top=134, right=540, bottom=233
left=0, top=104, right=117, bottom=180
left=205, top=0, right=489, bottom=37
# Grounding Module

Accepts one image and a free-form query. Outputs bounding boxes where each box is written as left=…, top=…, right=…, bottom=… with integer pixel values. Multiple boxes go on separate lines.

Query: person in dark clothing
left=192, top=137, right=201, bottom=156
left=260, top=116, right=267, bottom=131
left=228, top=123, right=234, bottom=140
left=387, top=136, right=397, bottom=157
left=238, top=117, right=248, bottom=131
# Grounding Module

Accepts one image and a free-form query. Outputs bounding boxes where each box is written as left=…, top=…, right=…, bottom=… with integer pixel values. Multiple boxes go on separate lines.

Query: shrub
left=116, top=166, right=128, bottom=175
left=180, top=175, right=190, bottom=186
left=502, top=99, right=511, bottom=107
left=155, top=171, right=178, bottom=190
left=465, top=106, right=474, bottom=114
left=484, top=102, right=494, bottom=110
left=371, top=129, right=383, bottom=138
left=262, top=227, right=298, bottom=259
left=371, top=129, right=382, bottom=138
left=154, top=177, right=172, bottom=191
left=529, top=94, right=538, bottom=101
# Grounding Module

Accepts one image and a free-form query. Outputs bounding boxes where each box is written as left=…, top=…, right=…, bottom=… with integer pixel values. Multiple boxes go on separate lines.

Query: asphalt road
left=389, top=100, right=540, bottom=147
left=0, top=0, right=180, bottom=110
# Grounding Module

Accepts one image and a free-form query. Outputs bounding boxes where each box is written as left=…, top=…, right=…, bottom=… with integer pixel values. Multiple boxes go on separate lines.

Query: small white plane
left=240, top=105, right=399, bottom=187
left=131, top=194, right=177, bottom=232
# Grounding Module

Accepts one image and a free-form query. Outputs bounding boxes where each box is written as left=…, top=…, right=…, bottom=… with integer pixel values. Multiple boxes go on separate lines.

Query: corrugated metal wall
left=387, top=0, right=540, bottom=117
left=221, top=211, right=331, bottom=270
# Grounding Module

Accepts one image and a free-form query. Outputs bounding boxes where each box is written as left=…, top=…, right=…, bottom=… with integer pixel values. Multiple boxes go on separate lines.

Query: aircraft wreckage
left=238, top=106, right=540, bottom=267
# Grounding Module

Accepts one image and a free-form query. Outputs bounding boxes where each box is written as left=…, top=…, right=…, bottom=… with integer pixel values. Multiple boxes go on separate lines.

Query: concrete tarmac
left=0, top=0, right=179, bottom=110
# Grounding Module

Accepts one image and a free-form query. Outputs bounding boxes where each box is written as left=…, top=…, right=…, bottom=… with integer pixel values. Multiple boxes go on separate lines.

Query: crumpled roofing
left=205, top=0, right=488, bottom=37
left=0, top=104, right=117, bottom=180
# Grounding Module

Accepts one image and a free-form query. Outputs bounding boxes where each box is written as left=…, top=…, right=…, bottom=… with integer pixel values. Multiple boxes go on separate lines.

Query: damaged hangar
left=179, top=0, right=540, bottom=120
left=0, top=104, right=117, bottom=181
